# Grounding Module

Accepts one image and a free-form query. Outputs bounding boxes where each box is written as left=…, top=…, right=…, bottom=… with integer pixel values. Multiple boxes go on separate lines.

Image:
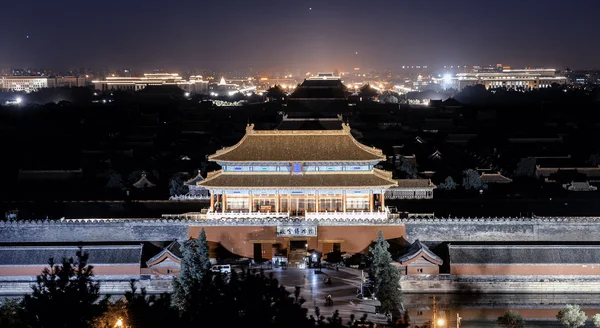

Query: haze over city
left=2, top=0, right=600, bottom=71
left=3, top=1, right=600, bottom=328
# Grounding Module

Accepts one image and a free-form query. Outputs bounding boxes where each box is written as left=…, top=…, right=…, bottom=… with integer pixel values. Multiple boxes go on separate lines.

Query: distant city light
left=15, top=97, right=22, bottom=104
left=443, top=74, right=452, bottom=83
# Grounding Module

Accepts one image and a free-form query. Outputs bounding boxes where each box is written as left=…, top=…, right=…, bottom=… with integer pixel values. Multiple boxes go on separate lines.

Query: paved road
left=267, top=267, right=390, bottom=324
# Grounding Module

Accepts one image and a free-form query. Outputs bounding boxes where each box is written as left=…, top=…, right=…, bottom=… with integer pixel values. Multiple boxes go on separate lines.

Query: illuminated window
left=292, top=163, right=303, bottom=174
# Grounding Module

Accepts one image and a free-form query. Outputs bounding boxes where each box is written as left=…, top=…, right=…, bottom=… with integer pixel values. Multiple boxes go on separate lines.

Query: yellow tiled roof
left=198, top=171, right=397, bottom=189
left=209, top=124, right=385, bottom=163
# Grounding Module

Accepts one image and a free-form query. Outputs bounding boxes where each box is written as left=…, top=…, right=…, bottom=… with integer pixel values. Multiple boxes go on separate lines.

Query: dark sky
left=1, top=0, right=599, bottom=72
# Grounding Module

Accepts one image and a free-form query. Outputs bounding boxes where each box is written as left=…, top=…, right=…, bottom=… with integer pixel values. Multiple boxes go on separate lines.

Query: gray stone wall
left=0, top=220, right=188, bottom=243
left=405, top=216, right=600, bottom=243
left=4, top=216, right=600, bottom=244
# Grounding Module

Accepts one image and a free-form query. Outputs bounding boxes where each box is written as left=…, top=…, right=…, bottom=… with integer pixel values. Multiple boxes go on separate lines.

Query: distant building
left=456, top=68, right=568, bottom=90
left=92, top=73, right=209, bottom=95
left=0, top=76, right=87, bottom=92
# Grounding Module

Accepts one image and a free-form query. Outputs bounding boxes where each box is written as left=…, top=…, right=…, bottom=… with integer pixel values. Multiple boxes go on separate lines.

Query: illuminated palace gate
left=187, top=123, right=424, bottom=262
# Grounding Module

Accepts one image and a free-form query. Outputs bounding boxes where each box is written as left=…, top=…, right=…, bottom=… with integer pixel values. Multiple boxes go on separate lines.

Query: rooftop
left=398, top=240, right=443, bottom=265
left=208, top=124, right=385, bottom=163
left=0, top=245, right=143, bottom=266
left=197, top=169, right=397, bottom=189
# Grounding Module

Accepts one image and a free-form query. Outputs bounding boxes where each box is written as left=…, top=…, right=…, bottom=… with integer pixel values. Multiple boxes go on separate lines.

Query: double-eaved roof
left=198, top=168, right=397, bottom=189
left=209, top=124, right=385, bottom=163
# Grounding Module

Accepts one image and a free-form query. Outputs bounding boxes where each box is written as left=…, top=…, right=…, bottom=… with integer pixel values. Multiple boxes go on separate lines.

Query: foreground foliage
left=368, top=230, right=402, bottom=315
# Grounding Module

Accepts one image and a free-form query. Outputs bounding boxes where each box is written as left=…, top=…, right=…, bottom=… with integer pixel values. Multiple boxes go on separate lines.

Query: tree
left=514, top=157, right=536, bottom=178
left=378, top=91, right=399, bottom=104
left=104, top=169, right=124, bottom=190
left=497, top=310, right=525, bottom=328
left=92, top=299, right=127, bottom=328
left=368, top=231, right=402, bottom=315
left=437, top=176, right=457, bottom=190
left=23, top=249, right=106, bottom=328
left=588, top=154, right=600, bottom=166
left=593, top=313, right=600, bottom=328
left=266, top=85, right=285, bottom=101
left=0, top=299, right=26, bottom=328
left=557, top=304, right=587, bottom=328
left=169, top=172, right=190, bottom=197
left=396, top=157, right=419, bottom=179
left=172, top=229, right=212, bottom=314
left=123, top=281, right=180, bottom=328
left=462, top=169, right=487, bottom=190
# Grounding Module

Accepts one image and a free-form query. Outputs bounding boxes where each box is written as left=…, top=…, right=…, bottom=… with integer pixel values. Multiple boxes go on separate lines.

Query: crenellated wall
left=3, top=216, right=600, bottom=246
left=404, top=216, right=600, bottom=244
left=0, top=219, right=189, bottom=243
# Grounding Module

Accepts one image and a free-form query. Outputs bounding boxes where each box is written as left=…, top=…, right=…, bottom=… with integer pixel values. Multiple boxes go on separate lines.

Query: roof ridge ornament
left=341, top=123, right=351, bottom=133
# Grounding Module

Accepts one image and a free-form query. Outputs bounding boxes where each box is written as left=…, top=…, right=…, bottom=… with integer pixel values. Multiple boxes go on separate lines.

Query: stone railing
left=206, top=211, right=290, bottom=220
left=169, top=194, right=210, bottom=201
left=305, top=210, right=388, bottom=220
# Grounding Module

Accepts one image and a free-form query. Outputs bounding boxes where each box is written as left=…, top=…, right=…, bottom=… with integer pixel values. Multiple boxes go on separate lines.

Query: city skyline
left=1, top=0, right=599, bottom=71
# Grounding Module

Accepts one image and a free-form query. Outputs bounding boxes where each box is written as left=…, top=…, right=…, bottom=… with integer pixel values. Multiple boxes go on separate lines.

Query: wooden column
left=275, top=194, right=280, bottom=213
left=380, top=192, right=385, bottom=211
left=369, top=193, right=374, bottom=212
left=222, top=194, right=226, bottom=213
left=249, top=194, right=253, bottom=212
left=342, top=193, right=346, bottom=212
left=210, top=193, right=214, bottom=212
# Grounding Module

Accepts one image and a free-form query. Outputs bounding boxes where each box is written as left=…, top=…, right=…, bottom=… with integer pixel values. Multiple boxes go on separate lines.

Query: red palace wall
left=189, top=225, right=406, bottom=259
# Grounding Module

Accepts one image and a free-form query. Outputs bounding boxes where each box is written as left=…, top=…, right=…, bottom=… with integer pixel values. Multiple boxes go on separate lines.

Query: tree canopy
left=557, top=304, right=587, bottom=328
left=497, top=310, right=525, bottom=328
left=22, top=249, right=107, bottom=328
left=368, top=231, right=402, bottom=315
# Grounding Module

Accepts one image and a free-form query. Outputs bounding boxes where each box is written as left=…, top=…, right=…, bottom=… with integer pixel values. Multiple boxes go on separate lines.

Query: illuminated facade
left=198, top=123, right=395, bottom=217
left=0, top=76, right=87, bottom=92
left=92, top=73, right=209, bottom=94
left=179, top=122, right=434, bottom=263
left=456, top=68, right=567, bottom=90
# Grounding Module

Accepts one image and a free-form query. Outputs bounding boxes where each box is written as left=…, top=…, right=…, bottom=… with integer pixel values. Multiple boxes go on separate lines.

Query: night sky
left=1, top=0, right=599, bottom=72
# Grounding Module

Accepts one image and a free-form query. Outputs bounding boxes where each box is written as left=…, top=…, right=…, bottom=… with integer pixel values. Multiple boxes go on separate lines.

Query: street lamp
left=437, top=318, right=446, bottom=327
left=115, top=318, right=124, bottom=327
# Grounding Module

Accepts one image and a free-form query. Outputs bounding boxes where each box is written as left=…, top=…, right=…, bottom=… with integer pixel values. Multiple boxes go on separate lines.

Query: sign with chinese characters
left=277, top=225, right=317, bottom=237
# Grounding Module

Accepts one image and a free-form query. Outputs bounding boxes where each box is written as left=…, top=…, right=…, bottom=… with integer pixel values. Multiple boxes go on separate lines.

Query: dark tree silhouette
left=23, top=249, right=107, bottom=328
left=368, top=231, right=402, bottom=315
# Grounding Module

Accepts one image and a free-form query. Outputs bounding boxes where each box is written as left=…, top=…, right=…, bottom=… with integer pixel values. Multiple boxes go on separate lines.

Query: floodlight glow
left=443, top=74, right=452, bottom=83
left=228, top=91, right=236, bottom=96
left=15, top=97, right=22, bottom=104
left=184, top=92, right=190, bottom=97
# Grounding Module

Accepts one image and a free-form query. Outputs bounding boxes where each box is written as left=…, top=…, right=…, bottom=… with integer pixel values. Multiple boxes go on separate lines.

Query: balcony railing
left=305, top=210, right=389, bottom=220
left=206, top=211, right=290, bottom=219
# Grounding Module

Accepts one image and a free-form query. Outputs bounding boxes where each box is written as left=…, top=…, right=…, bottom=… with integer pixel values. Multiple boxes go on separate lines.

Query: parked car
left=210, top=264, right=231, bottom=274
